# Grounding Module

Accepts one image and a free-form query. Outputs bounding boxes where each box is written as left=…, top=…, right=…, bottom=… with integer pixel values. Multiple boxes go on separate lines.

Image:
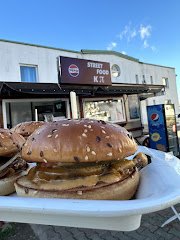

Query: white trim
left=2, top=100, right=7, bottom=128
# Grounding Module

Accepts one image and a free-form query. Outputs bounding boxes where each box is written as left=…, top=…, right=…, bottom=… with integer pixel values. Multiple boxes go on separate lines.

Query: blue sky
left=0, top=0, right=179, bottom=102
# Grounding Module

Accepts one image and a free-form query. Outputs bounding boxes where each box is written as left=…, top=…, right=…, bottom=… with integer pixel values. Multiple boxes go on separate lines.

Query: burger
left=0, top=128, right=29, bottom=195
left=11, top=121, right=46, bottom=139
left=15, top=119, right=148, bottom=200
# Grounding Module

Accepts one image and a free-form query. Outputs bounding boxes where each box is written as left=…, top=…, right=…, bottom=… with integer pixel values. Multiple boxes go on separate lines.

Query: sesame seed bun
left=0, top=166, right=30, bottom=196
left=21, top=119, right=137, bottom=163
left=11, top=121, right=46, bottom=138
left=0, top=128, right=25, bottom=157
left=0, top=129, right=28, bottom=196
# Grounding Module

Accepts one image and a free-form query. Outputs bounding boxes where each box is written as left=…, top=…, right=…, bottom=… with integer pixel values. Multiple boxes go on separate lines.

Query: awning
left=0, top=82, right=164, bottom=99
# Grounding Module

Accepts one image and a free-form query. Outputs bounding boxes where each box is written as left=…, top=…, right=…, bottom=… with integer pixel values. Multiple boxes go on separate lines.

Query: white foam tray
left=0, top=146, right=180, bottom=231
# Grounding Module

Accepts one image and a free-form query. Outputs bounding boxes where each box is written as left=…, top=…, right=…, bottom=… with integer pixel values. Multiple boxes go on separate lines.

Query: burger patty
left=25, top=159, right=138, bottom=191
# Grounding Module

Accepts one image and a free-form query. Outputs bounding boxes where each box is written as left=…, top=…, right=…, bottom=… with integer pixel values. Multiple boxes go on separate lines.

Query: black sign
left=60, top=56, right=112, bottom=86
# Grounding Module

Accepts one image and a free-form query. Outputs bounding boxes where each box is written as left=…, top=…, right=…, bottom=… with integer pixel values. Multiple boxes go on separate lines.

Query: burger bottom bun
left=15, top=171, right=140, bottom=200
left=0, top=167, right=30, bottom=196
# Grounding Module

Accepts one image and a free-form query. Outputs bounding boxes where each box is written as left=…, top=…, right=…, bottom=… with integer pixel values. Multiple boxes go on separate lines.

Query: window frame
left=142, top=75, right=146, bottom=84
left=162, top=77, right=169, bottom=88
left=111, top=64, right=121, bottom=78
left=150, top=76, right=153, bottom=84
left=20, top=64, right=39, bottom=83
left=135, top=74, right=139, bottom=84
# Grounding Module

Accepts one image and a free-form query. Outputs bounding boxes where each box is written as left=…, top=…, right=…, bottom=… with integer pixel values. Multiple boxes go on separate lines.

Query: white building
left=0, top=39, right=179, bottom=138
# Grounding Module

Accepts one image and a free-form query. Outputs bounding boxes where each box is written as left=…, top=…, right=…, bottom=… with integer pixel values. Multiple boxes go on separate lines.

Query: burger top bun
left=11, top=121, right=46, bottom=138
left=0, top=128, right=26, bottom=157
left=22, top=119, right=137, bottom=163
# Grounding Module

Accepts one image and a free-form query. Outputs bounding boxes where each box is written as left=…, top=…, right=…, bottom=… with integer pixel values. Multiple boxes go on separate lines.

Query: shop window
left=150, top=76, right=153, bottom=84
left=7, top=102, right=32, bottom=127
left=4, top=99, right=70, bottom=128
left=162, top=77, right=169, bottom=88
left=128, top=95, right=140, bottom=120
left=20, top=65, right=38, bottom=82
left=83, top=98, right=126, bottom=123
left=135, top=74, right=139, bottom=84
left=142, top=75, right=146, bottom=84
left=165, top=99, right=172, bottom=104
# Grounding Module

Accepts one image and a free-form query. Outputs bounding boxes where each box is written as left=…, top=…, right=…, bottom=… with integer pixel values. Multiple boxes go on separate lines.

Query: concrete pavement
left=4, top=203, right=180, bottom=240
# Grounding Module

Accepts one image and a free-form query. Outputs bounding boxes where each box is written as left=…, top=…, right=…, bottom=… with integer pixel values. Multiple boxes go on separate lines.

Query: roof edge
left=81, top=49, right=139, bottom=62
left=0, top=38, right=80, bottom=54
left=139, top=61, right=175, bottom=70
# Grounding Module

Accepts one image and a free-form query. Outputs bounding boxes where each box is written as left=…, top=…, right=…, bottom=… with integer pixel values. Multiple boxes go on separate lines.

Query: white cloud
left=119, top=25, right=129, bottom=39
left=143, top=40, right=156, bottom=51
left=143, top=40, right=149, bottom=48
left=130, top=30, right=137, bottom=38
left=113, top=23, right=156, bottom=52
left=118, top=23, right=137, bottom=42
left=139, top=25, right=152, bottom=39
left=151, top=46, right=156, bottom=52
left=121, top=51, right=127, bottom=55
left=107, top=42, right=117, bottom=50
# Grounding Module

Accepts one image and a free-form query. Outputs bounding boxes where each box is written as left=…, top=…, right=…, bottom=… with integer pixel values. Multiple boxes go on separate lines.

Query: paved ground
left=1, top=203, right=180, bottom=240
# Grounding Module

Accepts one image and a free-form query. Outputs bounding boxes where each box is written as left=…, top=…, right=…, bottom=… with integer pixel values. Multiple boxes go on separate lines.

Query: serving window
left=82, top=97, right=126, bottom=123
left=125, top=94, right=140, bottom=121
left=2, top=98, right=70, bottom=128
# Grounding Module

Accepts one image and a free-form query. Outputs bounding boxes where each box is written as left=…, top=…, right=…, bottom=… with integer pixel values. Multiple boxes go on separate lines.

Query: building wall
left=0, top=41, right=76, bottom=83
left=0, top=40, right=179, bottom=126
left=139, top=63, right=179, bottom=129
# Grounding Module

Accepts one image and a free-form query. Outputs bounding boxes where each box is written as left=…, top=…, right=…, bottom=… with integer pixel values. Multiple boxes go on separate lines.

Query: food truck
left=0, top=56, right=164, bottom=141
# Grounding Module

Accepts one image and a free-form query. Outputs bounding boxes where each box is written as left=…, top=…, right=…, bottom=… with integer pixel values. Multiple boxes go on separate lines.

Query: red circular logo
left=151, top=113, right=159, bottom=121
left=68, top=64, right=79, bottom=77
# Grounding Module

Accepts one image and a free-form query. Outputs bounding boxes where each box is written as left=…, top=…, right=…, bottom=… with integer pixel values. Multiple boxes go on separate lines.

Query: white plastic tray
left=0, top=146, right=180, bottom=231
